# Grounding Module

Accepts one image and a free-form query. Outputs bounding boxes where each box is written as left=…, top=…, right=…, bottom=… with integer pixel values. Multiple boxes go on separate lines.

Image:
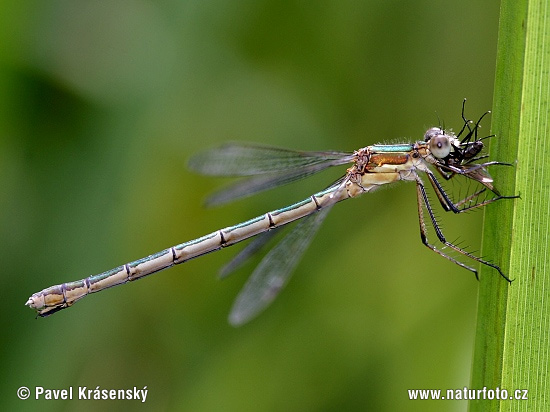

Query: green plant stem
left=471, top=0, right=550, bottom=410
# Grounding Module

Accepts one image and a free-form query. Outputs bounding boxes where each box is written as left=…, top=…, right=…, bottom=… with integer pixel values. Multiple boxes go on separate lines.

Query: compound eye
left=429, top=135, right=451, bottom=158
left=424, top=127, right=443, bottom=142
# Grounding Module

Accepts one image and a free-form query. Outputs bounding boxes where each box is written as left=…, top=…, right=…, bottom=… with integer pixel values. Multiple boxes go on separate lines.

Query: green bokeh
left=1, top=1, right=502, bottom=411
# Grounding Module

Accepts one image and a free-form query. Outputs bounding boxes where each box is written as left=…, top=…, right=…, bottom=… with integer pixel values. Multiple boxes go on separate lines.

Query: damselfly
left=26, top=101, right=517, bottom=325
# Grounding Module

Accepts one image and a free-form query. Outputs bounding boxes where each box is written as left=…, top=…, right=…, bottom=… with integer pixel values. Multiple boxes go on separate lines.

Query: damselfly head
left=422, top=123, right=497, bottom=192
left=423, top=127, right=453, bottom=159
left=424, top=129, right=487, bottom=168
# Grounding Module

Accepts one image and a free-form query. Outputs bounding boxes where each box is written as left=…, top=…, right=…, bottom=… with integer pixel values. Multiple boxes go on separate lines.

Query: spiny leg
left=456, top=99, right=491, bottom=144
left=414, top=176, right=481, bottom=278
left=425, top=169, right=517, bottom=214
left=415, top=176, right=512, bottom=283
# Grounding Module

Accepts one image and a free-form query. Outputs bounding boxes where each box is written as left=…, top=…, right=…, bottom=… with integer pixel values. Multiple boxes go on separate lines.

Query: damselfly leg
left=415, top=172, right=513, bottom=282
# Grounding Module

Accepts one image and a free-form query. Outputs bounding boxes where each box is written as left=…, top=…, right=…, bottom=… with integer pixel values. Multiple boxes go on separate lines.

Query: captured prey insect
left=26, top=101, right=517, bottom=325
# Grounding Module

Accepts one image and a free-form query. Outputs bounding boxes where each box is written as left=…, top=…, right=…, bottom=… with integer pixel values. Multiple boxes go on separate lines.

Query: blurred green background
left=1, top=0, right=503, bottom=411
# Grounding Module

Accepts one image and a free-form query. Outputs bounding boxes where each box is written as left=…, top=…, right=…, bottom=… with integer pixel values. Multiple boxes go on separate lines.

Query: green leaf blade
left=471, top=0, right=550, bottom=410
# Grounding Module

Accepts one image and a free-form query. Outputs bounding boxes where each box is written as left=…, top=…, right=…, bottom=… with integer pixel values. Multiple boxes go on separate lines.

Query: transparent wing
left=202, top=163, right=344, bottom=206
left=188, top=143, right=354, bottom=206
left=188, top=143, right=352, bottom=176
left=228, top=207, right=331, bottom=326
